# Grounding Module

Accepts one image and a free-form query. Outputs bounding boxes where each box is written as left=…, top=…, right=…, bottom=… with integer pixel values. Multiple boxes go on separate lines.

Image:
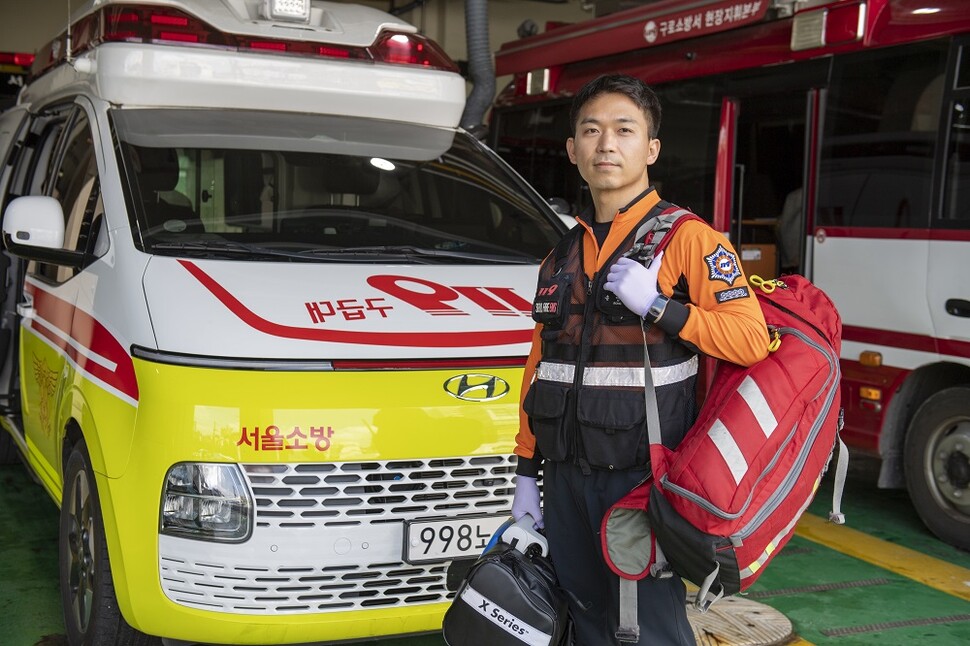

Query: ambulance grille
left=243, top=455, right=516, bottom=529
left=159, top=455, right=517, bottom=614
left=160, top=557, right=452, bottom=614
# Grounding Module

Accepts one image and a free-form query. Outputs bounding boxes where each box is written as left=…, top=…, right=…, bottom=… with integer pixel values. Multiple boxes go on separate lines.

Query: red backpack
left=600, top=215, right=846, bottom=640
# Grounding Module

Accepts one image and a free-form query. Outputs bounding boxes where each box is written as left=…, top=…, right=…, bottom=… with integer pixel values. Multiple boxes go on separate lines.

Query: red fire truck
left=491, top=0, right=970, bottom=549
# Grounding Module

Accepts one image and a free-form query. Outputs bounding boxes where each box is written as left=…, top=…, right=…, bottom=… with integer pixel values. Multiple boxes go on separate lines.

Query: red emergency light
left=373, top=31, right=453, bottom=69
left=0, top=52, right=35, bottom=67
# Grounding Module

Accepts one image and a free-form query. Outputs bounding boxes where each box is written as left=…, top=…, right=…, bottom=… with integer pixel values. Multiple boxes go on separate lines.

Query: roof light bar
left=32, top=4, right=458, bottom=77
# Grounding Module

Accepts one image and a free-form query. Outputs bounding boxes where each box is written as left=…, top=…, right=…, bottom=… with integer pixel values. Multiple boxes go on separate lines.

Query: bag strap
left=616, top=578, right=640, bottom=643
left=625, top=205, right=699, bottom=266
left=615, top=208, right=696, bottom=642
left=694, top=563, right=726, bottom=612
left=829, top=412, right=849, bottom=525
left=633, top=206, right=699, bottom=454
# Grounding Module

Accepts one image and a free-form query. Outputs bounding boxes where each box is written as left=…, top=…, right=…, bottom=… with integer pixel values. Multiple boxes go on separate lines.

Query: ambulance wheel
left=904, top=386, right=970, bottom=550
left=60, top=443, right=160, bottom=646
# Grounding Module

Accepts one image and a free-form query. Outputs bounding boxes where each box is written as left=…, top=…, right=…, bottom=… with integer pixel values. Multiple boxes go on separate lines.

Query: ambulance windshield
left=111, top=109, right=563, bottom=263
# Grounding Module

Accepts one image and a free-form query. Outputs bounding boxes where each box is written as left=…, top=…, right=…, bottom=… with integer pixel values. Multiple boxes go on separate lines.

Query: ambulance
left=0, top=1, right=564, bottom=644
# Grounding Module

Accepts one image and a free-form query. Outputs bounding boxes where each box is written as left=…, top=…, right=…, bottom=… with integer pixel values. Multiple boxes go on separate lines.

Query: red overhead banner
left=496, top=0, right=770, bottom=76
left=644, top=1, right=768, bottom=44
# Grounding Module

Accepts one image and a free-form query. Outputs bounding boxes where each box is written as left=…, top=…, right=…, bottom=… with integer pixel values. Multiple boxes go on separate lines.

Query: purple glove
left=603, top=251, right=664, bottom=318
left=511, top=475, right=544, bottom=529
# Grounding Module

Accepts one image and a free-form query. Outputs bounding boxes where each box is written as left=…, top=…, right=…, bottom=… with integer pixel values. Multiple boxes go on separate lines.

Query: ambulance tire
left=903, top=386, right=970, bottom=551
left=59, top=443, right=161, bottom=646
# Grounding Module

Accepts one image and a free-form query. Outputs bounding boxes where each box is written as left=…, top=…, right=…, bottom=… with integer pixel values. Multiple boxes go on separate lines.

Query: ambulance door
left=930, top=39, right=970, bottom=347
left=0, top=106, right=29, bottom=414
left=19, top=104, right=105, bottom=469
left=0, top=107, right=70, bottom=442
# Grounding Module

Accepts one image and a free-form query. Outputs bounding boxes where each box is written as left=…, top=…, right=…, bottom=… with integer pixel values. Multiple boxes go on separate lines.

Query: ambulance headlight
left=160, top=463, right=252, bottom=542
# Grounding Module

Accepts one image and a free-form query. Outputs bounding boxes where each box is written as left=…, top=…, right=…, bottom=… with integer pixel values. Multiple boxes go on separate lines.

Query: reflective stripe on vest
left=536, top=355, right=698, bottom=388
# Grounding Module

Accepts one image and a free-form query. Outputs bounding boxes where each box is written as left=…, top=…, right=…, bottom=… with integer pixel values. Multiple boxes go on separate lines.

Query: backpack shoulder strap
left=548, top=221, right=584, bottom=271
left=626, top=202, right=706, bottom=265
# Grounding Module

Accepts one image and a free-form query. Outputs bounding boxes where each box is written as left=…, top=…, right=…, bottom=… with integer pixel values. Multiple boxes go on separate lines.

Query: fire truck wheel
left=60, top=442, right=161, bottom=646
left=903, top=386, right=970, bottom=550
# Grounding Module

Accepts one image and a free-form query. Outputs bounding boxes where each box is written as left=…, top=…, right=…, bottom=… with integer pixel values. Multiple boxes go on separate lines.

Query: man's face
left=566, top=92, right=660, bottom=196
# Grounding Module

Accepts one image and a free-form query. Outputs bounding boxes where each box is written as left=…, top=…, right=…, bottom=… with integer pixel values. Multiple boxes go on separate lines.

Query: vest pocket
left=577, top=388, right=647, bottom=470
left=523, top=380, right=570, bottom=462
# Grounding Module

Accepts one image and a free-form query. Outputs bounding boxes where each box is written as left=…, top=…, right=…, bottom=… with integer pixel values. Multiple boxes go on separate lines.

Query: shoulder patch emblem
left=704, top=244, right=742, bottom=285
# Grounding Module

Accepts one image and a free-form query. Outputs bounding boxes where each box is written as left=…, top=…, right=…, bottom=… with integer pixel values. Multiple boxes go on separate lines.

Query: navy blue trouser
left=543, top=461, right=696, bottom=646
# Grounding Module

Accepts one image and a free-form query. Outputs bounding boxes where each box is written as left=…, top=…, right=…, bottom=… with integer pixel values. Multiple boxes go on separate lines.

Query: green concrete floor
left=1, top=456, right=968, bottom=646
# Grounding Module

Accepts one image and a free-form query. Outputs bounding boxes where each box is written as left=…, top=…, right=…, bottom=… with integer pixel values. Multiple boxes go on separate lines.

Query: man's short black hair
left=569, top=74, right=662, bottom=138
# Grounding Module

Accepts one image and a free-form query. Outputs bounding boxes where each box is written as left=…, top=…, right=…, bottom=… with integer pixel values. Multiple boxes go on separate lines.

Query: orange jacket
left=515, top=190, right=770, bottom=464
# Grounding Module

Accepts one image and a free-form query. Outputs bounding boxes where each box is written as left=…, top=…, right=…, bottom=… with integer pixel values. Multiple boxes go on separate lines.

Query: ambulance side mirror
left=2, top=196, right=85, bottom=267
left=548, top=197, right=578, bottom=229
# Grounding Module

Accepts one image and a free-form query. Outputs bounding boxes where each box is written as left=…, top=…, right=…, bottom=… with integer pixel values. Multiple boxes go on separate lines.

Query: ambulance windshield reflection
left=111, top=109, right=562, bottom=263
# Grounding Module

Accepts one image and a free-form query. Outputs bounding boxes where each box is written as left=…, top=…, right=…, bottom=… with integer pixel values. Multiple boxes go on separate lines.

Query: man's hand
left=603, top=252, right=664, bottom=318
left=511, top=475, right=544, bottom=529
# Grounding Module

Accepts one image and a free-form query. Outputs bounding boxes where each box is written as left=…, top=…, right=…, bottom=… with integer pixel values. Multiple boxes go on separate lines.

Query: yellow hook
left=767, top=327, right=782, bottom=352
left=750, top=275, right=777, bottom=294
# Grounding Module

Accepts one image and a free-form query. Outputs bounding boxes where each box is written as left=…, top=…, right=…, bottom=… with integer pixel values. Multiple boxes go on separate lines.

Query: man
left=511, top=75, right=769, bottom=645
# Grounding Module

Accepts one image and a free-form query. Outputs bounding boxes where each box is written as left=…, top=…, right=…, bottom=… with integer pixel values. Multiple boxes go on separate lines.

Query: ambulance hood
left=142, top=257, right=538, bottom=360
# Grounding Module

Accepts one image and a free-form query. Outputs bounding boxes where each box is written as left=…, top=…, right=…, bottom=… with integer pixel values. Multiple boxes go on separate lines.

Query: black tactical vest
left=524, top=201, right=700, bottom=472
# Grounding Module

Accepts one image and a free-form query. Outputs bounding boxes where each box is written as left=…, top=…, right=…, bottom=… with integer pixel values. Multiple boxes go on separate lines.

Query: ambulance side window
left=33, top=110, right=103, bottom=283
left=0, top=108, right=28, bottom=209
left=4, top=112, right=67, bottom=204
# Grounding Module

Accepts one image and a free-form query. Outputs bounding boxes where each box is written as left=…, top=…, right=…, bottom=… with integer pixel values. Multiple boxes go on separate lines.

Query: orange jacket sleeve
left=513, top=324, right=543, bottom=474
left=656, top=219, right=770, bottom=366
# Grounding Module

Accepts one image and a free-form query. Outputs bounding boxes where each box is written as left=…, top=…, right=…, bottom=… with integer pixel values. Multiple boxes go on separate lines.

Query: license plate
left=404, top=515, right=507, bottom=563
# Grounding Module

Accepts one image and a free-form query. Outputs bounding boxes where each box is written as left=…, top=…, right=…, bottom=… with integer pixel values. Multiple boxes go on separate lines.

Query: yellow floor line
left=795, top=513, right=970, bottom=602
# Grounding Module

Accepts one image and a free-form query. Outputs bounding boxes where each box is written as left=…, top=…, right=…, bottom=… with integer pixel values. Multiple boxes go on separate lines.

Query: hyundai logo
left=443, top=374, right=511, bottom=402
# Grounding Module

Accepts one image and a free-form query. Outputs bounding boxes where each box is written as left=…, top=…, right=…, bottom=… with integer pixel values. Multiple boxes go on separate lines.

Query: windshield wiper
left=296, top=245, right=536, bottom=264
left=149, top=240, right=299, bottom=260
left=149, top=241, right=536, bottom=264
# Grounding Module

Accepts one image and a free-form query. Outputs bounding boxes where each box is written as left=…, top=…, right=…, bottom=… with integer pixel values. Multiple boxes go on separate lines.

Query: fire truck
left=490, top=0, right=970, bottom=550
